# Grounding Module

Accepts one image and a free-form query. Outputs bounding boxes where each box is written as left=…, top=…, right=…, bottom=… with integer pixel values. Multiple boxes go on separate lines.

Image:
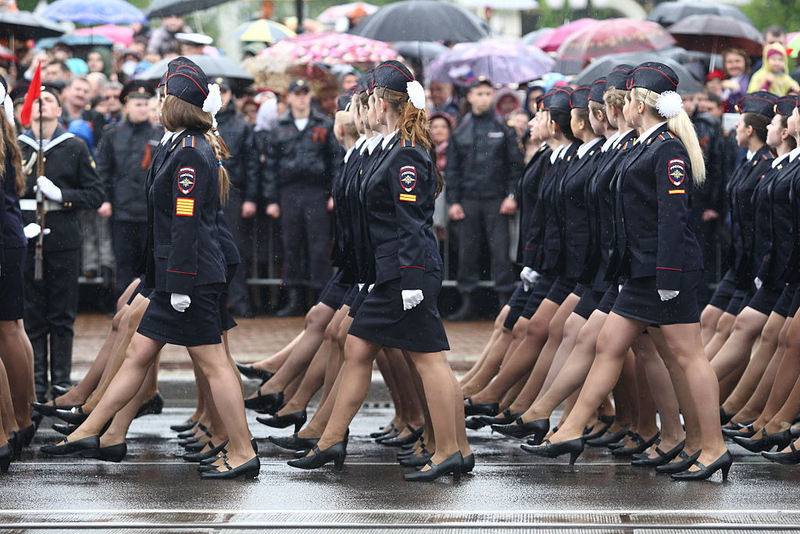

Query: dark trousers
left=222, top=188, right=254, bottom=313
left=111, top=220, right=148, bottom=295
left=24, top=247, right=80, bottom=398
left=455, top=197, right=515, bottom=294
left=279, top=185, right=332, bottom=290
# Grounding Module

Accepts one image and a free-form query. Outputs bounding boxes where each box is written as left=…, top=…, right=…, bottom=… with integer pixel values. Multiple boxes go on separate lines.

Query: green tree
left=741, top=0, right=800, bottom=32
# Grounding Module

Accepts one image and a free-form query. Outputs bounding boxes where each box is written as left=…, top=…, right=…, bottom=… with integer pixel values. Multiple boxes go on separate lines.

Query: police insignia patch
left=399, top=166, right=417, bottom=193
left=667, top=158, right=685, bottom=186
left=178, top=167, right=196, bottom=195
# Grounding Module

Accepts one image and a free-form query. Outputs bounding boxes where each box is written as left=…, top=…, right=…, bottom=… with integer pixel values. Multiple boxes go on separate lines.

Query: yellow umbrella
left=238, top=19, right=296, bottom=43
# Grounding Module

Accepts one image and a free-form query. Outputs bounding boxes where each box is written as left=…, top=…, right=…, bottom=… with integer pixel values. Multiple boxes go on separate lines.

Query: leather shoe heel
left=235, top=362, right=274, bottom=383
left=201, top=456, right=260, bottom=479
left=492, top=417, right=549, bottom=443
left=671, top=451, right=733, bottom=481
left=288, top=441, right=347, bottom=472
left=256, top=410, right=307, bottom=434
left=404, top=452, right=463, bottom=482
left=521, top=438, right=584, bottom=465
left=0, top=444, right=12, bottom=473
left=244, top=391, right=284, bottom=415
left=463, top=399, right=499, bottom=417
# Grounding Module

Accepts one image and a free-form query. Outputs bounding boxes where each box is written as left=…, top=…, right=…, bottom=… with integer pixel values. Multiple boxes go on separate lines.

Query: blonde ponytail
left=203, top=130, right=231, bottom=204
left=633, top=88, right=706, bottom=186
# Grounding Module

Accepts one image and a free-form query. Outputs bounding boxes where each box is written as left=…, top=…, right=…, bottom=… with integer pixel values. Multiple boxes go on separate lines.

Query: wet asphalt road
left=2, top=405, right=800, bottom=532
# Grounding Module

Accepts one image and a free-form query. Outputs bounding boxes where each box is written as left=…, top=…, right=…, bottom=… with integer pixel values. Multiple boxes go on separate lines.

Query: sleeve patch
left=175, top=197, right=195, bottom=216
left=399, top=166, right=417, bottom=192
left=667, top=158, right=685, bottom=186
left=668, top=189, right=685, bottom=195
left=178, top=167, right=196, bottom=195
left=399, top=193, right=417, bottom=202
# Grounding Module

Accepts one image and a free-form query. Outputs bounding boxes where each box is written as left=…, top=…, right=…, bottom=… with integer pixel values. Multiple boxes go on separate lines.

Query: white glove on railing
left=35, top=176, right=63, bottom=202
left=23, top=223, right=50, bottom=239
left=402, top=289, right=424, bottom=311
left=658, top=289, right=679, bottom=302
left=171, top=293, right=191, bottom=312
left=520, top=267, right=540, bottom=291
left=754, top=277, right=763, bottom=290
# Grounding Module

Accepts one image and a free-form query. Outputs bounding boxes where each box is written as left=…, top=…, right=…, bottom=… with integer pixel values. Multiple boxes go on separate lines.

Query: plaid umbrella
left=235, top=19, right=296, bottom=44
left=261, top=32, right=398, bottom=66
left=41, top=0, right=145, bottom=25
left=427, top=39, right=553, bottom=86
left=555, top=19, right=676, bottom=75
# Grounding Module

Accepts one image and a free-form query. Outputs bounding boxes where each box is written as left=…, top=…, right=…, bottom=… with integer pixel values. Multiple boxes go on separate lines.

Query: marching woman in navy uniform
left=40, top=58, right=259, bottom=480
left=289, top=61, right=471, bottom=481
left=701, top=93, right=776, bottom=362
left=527, top=62, right=731, bottom=481
left=0, top=76, right=34, bottom=471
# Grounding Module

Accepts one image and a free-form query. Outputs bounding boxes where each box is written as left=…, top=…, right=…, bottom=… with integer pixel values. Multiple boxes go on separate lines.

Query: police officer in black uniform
left=263, top=79, right=342, bottom=316
left=446, top=77, right=523, bottom=320
left=18, top=86, right=104, bottom=401
left=95, top=80, right=163, bottom=295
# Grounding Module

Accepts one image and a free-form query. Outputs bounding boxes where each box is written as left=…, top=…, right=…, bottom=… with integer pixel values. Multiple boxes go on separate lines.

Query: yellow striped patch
left=399, top=194, right=417, bottom=202
left=175, top=197, right=195, bottom=216
left=668, top=189, right=685, bottom=195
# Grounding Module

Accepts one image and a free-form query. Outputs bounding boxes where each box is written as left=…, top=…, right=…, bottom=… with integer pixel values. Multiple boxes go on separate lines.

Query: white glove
left=402, top=289, right=424, bottom=311
left=520, top=267, right=540, bottom=291
left=358, top=283, right=364, bottom=290
left=23, top=223, right=50, bottom=239
left=618, top=284, right=623, bottom=293
left=35, top=176, right=63, bottom=202
left=658, top=289, right=680, bottom=302
left=754, top=277, right=763, bottom=290
left=368, top=284, right=374, bottom=293
left=170, top=293, right=191, bottom=312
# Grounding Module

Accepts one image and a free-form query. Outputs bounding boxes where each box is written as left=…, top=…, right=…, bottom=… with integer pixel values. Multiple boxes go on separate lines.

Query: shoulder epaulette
left=401, top=139, right=416, bottom=148
left=657, top=132, right=676, bottom=141
left=181, top=136, right=196, bottom=149
left=762, top=153, right=774, bottom=161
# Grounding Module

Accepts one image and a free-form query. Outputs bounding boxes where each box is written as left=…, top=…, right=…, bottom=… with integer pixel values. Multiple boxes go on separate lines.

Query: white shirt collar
left=381, top=130, right=397, bottom=149
left=577, top=137, right=603, bottom=159
left=549, top=145, right=564, bottom=164
left=367, top=134, right=383, bottom=154
left=635, top=122, right=667, bottom=145
left=344, top=146, right=355, bottom=163
left=160, top=130, right=173, bottom=145
left=789, top=146, right=800, bottom=161
left=614, top=129, right=633, bottom=148
left=772, top=152, right=790, bottom=168
left=360, top=135, right=377, bottom=155
left=746, top=150, right=755, bottom=161
left=294, top=117, right=309, bottom=130
left=354, top=135, right=367, bottom=149
left=601, top=131, right=620, bottom=152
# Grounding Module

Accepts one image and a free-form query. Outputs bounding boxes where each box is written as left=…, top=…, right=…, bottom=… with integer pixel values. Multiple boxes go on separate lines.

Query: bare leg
left=460, top=327, right=513, bottom=398
left=0, top=321, right=33, bottom=428
left=460, top=306, right=509, bottom=385
left=0, top=361, right=19, bottom=434
left=538, top=312, right=588, bottom=400
left=277, top=342, right=328, bottom=415
left=704, top=312, right=735, bottom=360
left=711, top=307, right=769, bottom=385
left=386, top=348, right=425, bottom=431
left=99, top=364, right=161, bottom=449
left=250, top=331, right=303, bottom=373
left=701, top=304, right=724, bottom=347
left=18, top=320, right=35, bottom=407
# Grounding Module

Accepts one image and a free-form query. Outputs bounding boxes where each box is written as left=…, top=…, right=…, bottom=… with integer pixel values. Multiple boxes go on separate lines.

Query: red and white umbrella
left=261, top=32, right=397, bottom=66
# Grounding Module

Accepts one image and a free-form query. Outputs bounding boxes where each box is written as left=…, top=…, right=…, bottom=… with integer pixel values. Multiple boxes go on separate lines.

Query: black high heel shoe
left=404, top=452, right=463, bottom=482
left=586, top=425, right=630, bottom=447
left=54, top=406, right=90, bottom=425
left=465, top=417, right=487, bottom=430
left=178, top=422, right=207, bottom=440
left=521, top=438, right=585, bottom=465
left=381, top=426, right=424, bottom=447
left=733, top=428, right=794, bottom=453
left=762, top=442, right=800, bottom=464
left=171, top=419, right=197, bottom=433
left=235, top=362, right=274, bottom=383
left=268, top=433, right=319, bottom=451
left=31, top=399, right=81, bottom=418
left=369, top=424, right=397, bottom=439
left=244, top=390, right=284, bottom=415
left=671, top=451, right=733, bottom=481
left=0, top=444, right=11, bottom=473
left=134, top=393, right=164, bottom=419
left=583, top=420, right=613, bottom=441
left=185, top=439, right=213, bottom=453
left=19, top=424, right=37, bottom=447
left=463, top=398, right=499, bottom=417
left=480, top=409, right=522, bottom=426
left=631, top=440, right=685, bottom=467
left=51, top=384, right=71, bottom=397
left=201, top=456, right=260, bottom=479
left=655, top=449, right=701, bottom=474
left=719, top=407, right=735, bottom=426
left=52, top=423, right=77, bottom=436
left=492, top=417, right=549, bottom=443
left=40, top=435, right=100, bottom=456
left=288, top=441, right=347, bottom=472
left=399, top=450, right=431, bottom=467
left=256, top=410, right=307, bottom=434
left=462, top=453, right=475, bottom=474
left=82, top=442, right=127, bottom=462
left=612, top=432, right=659, bottom=457
left=184, top=440, right=228, bottom=462
left=722, top=423, right=756, bottom=439
left=8, top=431, right=21, bottom=460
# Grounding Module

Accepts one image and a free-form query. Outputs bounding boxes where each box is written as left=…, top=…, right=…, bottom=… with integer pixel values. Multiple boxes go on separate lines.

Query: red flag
left=20, top=62, right=41, bottom=127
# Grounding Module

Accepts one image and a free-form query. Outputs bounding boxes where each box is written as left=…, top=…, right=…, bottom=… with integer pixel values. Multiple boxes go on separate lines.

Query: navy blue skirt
left=596, top=283, right=619, bottom=314
left=573, top=287, right=606, bottom=320
left=126, top=275, right=152, bottom=305
left=138, top=284, right=225, bottom=346
left=520, top=274, right=556, bottom=320
left=707, top=269, right=736, bottom=311
left=220, top=264, right=238, bottom=332
left=746, top=283, right=783, bottom=316
left=545, top=276, right=577, bottom=305
left=341, top=283, right=359, bottom=309
left=613, top=271, right=701, bottom=325
left=348, top=284, right=370, bottom=318
left=773, top=283, right=796, bottom=318
left=318, top=271, right=351, bottom=309
left=349, top=272, right=450, bottom=353
left=725, top=289, right=752, bottom=315
left=502, top=284, right=531, bottom=330
left=788, top=286, right=800, bottom=318
left=0, top=246, right=25, bottom=321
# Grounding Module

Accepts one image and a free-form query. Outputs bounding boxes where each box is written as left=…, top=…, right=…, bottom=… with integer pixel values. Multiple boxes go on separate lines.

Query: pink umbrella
left=261, top=32, right=398, bottom=66
left=73, top=24, right=133, bottom=46
left=534, top=18, right=598, bottom=53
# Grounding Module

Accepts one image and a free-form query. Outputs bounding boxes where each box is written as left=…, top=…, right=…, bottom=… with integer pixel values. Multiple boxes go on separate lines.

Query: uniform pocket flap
left=155, top=243, right=170, bottom=259
left=375, top=240, right=400, bottom=259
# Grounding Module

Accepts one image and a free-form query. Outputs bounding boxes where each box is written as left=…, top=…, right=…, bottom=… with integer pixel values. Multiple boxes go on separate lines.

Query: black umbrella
left=138, top=55, right=254, bottom=92
left=668, top=15, right=763, bottom=58
left=646, top=1, right=752, bottom=27
left=573, top=51, right=705, bottom=95
left=352, top=0, right=490, bottom=43
left=392, top=41, right=448, bottom=60
left=146, top=0, right=232, bottom=18
left=0, top=10, right=64, bottom=40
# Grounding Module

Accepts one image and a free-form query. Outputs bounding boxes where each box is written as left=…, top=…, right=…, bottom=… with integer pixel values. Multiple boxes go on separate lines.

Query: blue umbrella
left=37, top=34, right=114, bottom=48
left=41, top=0, right=146, bottom=25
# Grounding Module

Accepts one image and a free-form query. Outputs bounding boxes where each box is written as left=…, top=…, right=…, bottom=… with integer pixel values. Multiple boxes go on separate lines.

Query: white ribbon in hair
left=655, top=91, right=682, bottom=119
left=0, top=83, right=13, bottom=124
left=406, top=80, right=426, bottom=110
left=202, top=83, right=222, bottom=128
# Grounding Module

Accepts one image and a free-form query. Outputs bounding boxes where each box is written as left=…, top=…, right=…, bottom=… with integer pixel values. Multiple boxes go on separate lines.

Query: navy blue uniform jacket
left=516, top=144, right=550, bottom=265
left=608, top=125, right=703, bottom=290
left=144, top=131, right=226, bottom=295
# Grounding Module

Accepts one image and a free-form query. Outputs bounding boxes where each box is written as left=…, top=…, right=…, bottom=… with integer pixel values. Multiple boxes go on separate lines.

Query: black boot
left=448, top=293, right=475, bottom=321
left=276, top=288, right=304, bottom=318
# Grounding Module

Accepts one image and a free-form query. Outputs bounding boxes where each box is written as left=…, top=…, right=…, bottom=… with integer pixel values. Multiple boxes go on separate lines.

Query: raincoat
left=748, top=43, right=799, bottom=96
